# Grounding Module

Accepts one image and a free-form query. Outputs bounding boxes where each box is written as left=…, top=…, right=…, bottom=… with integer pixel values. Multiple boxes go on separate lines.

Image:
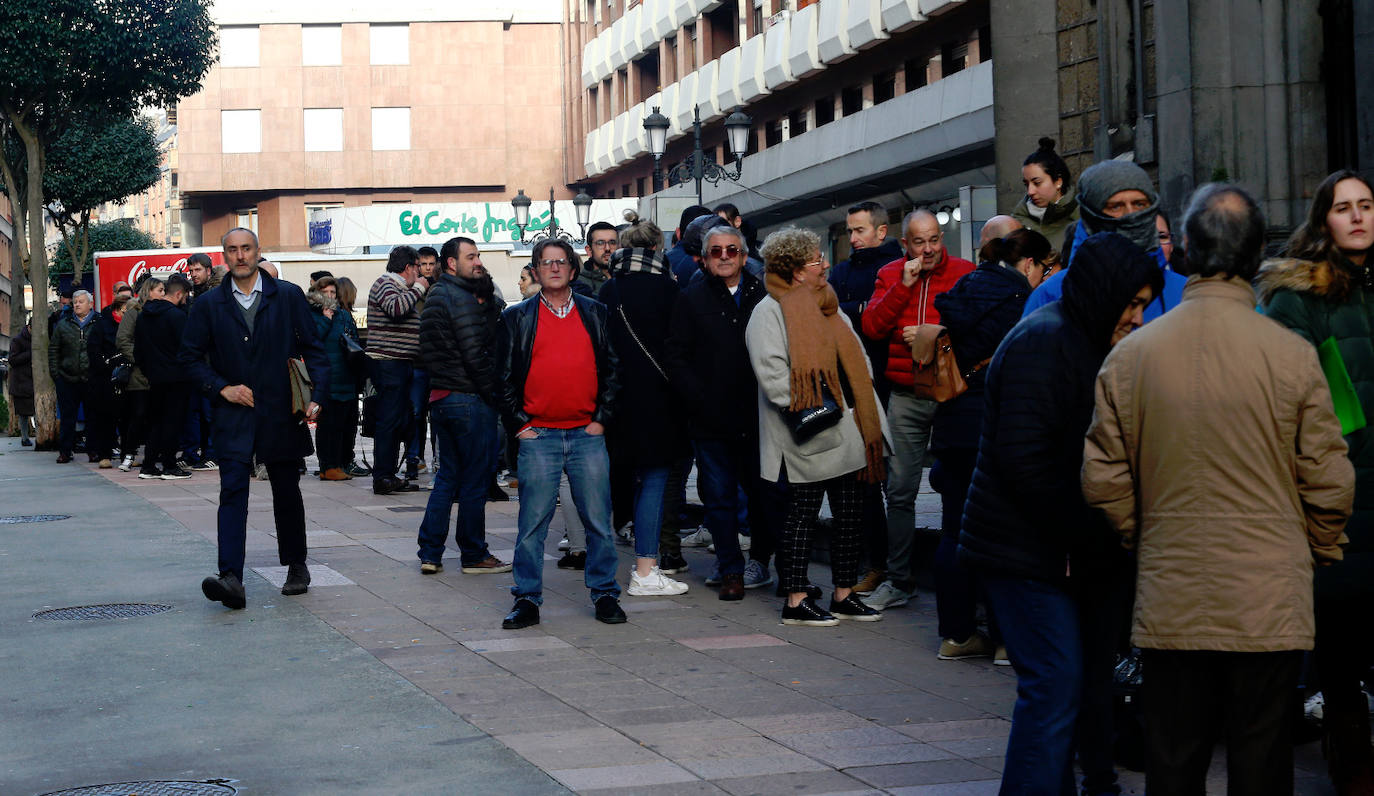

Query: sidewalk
left=0, top=437, right=1337, bottom=794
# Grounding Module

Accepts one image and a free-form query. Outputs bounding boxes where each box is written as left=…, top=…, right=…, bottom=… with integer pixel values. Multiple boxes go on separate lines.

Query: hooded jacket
left=134, top=298, right=190, bottom=385
left=1258, top=254, right=1374, bottom=600
left=959, top=233, right=1163, bottom=583
left=1085, top=275, right=1353, bottom=652
left=1011, top=187, right=1080, bottom=255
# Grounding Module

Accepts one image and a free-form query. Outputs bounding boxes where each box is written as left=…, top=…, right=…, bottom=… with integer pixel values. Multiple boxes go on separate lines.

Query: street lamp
left=643, top=104, right=752, bottom=204
left=510, top=187, right=596, bottom=244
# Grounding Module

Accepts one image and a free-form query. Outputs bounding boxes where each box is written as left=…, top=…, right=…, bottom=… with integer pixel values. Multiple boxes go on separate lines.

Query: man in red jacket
left=860, top=209, right=975, bottom=610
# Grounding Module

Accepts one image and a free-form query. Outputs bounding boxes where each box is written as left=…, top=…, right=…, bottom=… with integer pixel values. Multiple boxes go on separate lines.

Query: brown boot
left=320, top=467, right=352, bottom=481
left=719, top=573, right=745, bottom=601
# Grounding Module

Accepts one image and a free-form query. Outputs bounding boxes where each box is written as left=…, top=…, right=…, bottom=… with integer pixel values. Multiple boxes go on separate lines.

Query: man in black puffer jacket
left=414, top=236, right=513, bottom=577
left=135, top=275, right=195, bottom=480
left=958, top=232, right=1161, bottom=795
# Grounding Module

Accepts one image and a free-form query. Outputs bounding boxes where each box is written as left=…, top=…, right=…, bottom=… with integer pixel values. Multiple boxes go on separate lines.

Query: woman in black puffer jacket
left=959, top=232, right=1161, bottom=796
left=928, top=229, right=1050, bottom=663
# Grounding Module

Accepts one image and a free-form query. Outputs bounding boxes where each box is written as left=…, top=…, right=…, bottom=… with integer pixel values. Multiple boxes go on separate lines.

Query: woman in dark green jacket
left=1258, top=169, right=1374, bottom=793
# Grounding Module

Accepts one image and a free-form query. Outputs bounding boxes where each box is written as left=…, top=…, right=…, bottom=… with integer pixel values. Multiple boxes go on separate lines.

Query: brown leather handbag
left=909, top=277, right=987, bottom=402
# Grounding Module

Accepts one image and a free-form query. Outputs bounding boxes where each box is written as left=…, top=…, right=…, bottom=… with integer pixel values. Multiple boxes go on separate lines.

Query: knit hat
left=1077, top=160, right=1160, bottom=252
left=610, top=247, right=669, bottom=276
left=681, top=214, right=732, bottom=257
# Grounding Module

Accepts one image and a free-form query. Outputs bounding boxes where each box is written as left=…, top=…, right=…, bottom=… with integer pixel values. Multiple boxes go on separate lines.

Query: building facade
left=175, top=1, right=570, bottom=252
left=567, top=0, right=994, bottom=260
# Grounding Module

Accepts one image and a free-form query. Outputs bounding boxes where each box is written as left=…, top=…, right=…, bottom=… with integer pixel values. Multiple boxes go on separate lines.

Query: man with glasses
left=861, top=210, right=975, bottom=611
left=576, top=221, right=618, bottom=298
left=366, top=244, right=430, bottom=495
left=498, top=240, right=625, bottom=629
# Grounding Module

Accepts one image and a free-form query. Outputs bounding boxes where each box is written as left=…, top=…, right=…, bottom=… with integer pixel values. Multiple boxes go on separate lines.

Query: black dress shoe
left=395, top=479, right=419, bottom=493
left=594, top=595, right=627, bottom=624
left=829, top=593, right=882, bottom=621
left=373, top=477, right=396, bottom=495
left=202, top=572, right=247, bottom=609
left=487, top=480, right=509, bottom=502
left=775, top=582, right=823, bottom=600
left=281, top=563, right=311, bottom=596
left=502, top=599, right=540, bottom=629
left=55, top=454, right=73, bottom=464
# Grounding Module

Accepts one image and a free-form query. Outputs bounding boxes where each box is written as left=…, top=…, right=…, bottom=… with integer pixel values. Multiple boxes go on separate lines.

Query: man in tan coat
left=1082, top=184, right=1355, bottom=794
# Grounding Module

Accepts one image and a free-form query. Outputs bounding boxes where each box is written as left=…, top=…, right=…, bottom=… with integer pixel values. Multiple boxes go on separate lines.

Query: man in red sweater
left=498, top=239, right=625, bottom=630
left=860, top=210, right=975, bottom=610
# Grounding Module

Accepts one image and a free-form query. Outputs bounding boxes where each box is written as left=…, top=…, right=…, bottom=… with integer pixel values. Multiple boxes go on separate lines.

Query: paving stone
left=888, top=780, right=1002, bottom=795
left=461, top=635, right=573, bottom=653
left=644, top=735, right=799, bottom=761
left=677, top=751, right=831, bottom=779
left=825, top=691, right=990, bottom=725
left=806, top=741, right=957, bottom=769
left=582, top=782, right=729, bottom=796
left=618, top=719, right=760, bottom=745
left=846, top=758, right=1002, bottom=788
left=547, top=760, right=699, bottom=790
left=711, top=769, right=877, bottom=796
left=677, top=633, right=790, bottom=651
left=892, top=718, right=1012, bottom=742
left=771, top=725, right=917, bottom=753
left=252, top=564, right=355, bottom=587
left=930, top=737, right=1009, bottom=759
left=737, top=711, right=875, bottom=734
left=498, top=728, right=664, bottom=770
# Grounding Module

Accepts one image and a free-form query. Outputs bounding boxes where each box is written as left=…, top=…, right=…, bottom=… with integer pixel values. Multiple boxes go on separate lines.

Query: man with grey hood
left=1021, top=159, right=1187, bottom=321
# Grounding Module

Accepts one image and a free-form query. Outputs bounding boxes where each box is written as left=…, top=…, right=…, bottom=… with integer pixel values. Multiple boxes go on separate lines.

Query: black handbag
left=107, top=353, right=133, bottom=389
left=339, top=332, right=368, bottom=372
left=780, top=379, right=843, bottom=442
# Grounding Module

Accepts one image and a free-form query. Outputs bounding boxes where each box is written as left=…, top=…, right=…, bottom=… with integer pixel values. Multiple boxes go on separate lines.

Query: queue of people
left=8, top=153, right=1373, bottom=794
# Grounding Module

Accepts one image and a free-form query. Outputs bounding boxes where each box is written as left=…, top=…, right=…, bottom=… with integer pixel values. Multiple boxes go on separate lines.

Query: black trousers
left=217, top=458, right=307, bottom=580
left=1140, top=648, right=1303, bottom=796
left=1314, top=581, right=1374, bottom=790
left=314, top=398, right=358, bottom=471
left=145, top=382, right=191, bottom=471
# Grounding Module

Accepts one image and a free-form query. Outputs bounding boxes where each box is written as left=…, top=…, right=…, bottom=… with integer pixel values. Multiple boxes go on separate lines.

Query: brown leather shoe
left=320, top=467, right=352, bottom=481
left=461, top=555, right=513, bottom=574
left=854, top=568, right=885, bottom=595
left=719, top=573, right=745, bottom=601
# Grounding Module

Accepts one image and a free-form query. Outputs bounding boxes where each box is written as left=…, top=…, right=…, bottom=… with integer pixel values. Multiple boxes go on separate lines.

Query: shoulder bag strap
left=617, top=303, right=668, bottom=381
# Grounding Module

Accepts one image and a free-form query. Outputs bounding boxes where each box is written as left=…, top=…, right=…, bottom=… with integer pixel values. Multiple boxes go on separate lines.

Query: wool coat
left=114, top=302, right=152, bottom=392
left=179, top=271, right=330, bottom=464
left=7, top=326, right=34, bottom=415
left=1084, top=276, right=1353, bottom=652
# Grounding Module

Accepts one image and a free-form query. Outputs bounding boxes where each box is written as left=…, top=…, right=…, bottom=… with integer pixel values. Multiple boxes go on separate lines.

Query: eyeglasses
left=803, top=259, right=825, bottom=269
left=539, top=258, right=569, bottom=268
left=707, top=245, right=743, bottom=259
left=591, top=240, right=618, bottom=249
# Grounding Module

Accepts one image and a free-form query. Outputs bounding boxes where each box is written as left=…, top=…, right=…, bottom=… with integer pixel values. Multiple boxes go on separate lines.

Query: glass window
left=371, top=107, right=411, bottom=151
left=219, top=26, right=260, bottom=68
left=234, top=207, right=259, bottom=234
left=220, top=110, right=261, bottom=153
left=370, top=24, right=409, bottom=65
left=304, top=108, right=344, bottom=152
left=302, top=25, right=342, bottom=66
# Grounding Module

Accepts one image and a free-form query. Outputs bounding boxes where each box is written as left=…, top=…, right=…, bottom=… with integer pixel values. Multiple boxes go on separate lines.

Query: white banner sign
left=309, top=199, right=640, bottom=254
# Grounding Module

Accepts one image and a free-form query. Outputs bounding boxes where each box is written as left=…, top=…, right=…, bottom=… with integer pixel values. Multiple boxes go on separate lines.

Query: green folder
left=1318, top=337, right=1367, bottom=435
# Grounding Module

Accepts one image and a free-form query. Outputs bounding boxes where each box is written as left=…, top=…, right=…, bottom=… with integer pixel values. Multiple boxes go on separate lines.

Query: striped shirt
left=366, top=272, right=426, bottom=360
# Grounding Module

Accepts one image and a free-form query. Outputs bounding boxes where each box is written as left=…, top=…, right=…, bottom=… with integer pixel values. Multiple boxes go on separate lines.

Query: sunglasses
left=707, top=245, right=743, bottom=259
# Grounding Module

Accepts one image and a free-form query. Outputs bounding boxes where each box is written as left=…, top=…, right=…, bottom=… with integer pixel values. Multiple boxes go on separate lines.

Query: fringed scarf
left=765, top=271, right=887, bottom=483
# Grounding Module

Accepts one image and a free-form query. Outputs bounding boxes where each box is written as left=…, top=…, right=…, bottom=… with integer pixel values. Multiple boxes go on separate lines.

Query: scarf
left=765, top=271, right=886, bottom=483
left=610, top=247, right=669, bottom=276
left=1077, top=160, right=1160, bottom=252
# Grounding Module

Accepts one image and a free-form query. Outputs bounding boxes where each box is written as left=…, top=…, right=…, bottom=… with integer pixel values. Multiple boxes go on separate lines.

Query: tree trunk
left=12, top=114, right=55, bottom=446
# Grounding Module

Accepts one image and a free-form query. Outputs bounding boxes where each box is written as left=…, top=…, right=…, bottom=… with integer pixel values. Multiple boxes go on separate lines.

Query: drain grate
left=39, top=781, right=236, bottom=796
left=0, top=514, right=72, bottom=523
left=34, top=603, right=173, bottom=621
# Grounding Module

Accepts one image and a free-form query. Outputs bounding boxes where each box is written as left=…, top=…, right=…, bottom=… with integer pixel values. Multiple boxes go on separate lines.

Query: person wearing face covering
left=959, top=232, right=1162, bottom=795
left=1021, top=160, right=1187, bottom=322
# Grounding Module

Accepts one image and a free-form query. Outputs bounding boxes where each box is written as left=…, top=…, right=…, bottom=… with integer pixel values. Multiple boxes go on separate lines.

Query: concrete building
left=992, top=0, right=1371, bottom=237
left=566, top=0, right=994, bottom=260
left=174, top=1, right=571, bottom=253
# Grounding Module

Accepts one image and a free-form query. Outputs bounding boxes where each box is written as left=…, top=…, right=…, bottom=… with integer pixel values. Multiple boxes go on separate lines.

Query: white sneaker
left=615, top=523, right=635, bottom=545
left=864, top=581, right=913, bottom=610
left=118, top=456, right=133, bottom=472
left=628, top=567, right=689, bottom=597
left=680, top=527, right=712, bottom=547
left=558, top=535, right=570, bottom=551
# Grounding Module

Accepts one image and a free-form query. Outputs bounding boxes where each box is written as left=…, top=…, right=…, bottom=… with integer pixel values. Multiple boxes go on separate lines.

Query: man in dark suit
left=180, top=228, right=330, bottom=609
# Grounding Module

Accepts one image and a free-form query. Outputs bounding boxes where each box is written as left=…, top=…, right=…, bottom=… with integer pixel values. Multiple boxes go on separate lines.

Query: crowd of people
left=7, top=140, right=1374, bottom=793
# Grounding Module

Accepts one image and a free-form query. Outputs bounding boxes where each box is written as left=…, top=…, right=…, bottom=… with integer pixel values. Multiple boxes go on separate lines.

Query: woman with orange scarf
left=746, top=228, right=892, bottom=626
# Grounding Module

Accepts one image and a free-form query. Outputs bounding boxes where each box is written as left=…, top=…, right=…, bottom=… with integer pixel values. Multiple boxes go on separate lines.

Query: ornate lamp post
left=510, top=188, right=596, bottom=244
left=643, top=104, right=752, bottom=204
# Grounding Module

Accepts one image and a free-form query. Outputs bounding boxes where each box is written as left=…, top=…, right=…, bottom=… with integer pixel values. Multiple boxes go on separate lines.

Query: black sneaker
left=594, top=595, right=627, bottom=624
left=502, top=599, right=540, bottom=630
left=829, top=593, right=883, bottom=622
left=138, top=469, right=163, bottom=480
left=347, top=463, right=372, bottom=478
left=776, top=582, right=823, bottom=600
left=202, top=572, right=246, bottom=609
left=658, top=552, right=689, bottom=574
left=557, top=551, right=587, bottom=570
left=781, top=597, right=839, bottom=627
left=281, top=563, right=311, bottom=596
left=160, top=466, right=193, bottom=480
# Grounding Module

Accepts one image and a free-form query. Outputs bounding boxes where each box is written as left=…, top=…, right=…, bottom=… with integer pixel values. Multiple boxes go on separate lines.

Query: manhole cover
left=0, top=514, right=71, bottom=523
left=39, top=781, right=236, bottom=796
left=34, top=603, right=173, bottom=621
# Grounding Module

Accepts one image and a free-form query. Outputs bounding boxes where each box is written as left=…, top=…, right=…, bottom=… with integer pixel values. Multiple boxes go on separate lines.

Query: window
left=788, top=108, right=808, bottom=136
left=684, top=23, right=697, bottom=71
left=841, top=85, right=864, bottom=117
left=635, top=51, right=660, bottom=102
left=304, top=108, right=344, bottom=152
left=220, top=110, right=262, bottom=153
left=234, top=207, right=259, bottom=234
left=370, top=24, right=409, bottom=65
left=764, top=119, right=783, bottom=147
left=705, top=3, right=738, bottom=62
left=371, top=107, right=411, bottom=150
left=904, top=56, right=928, bottom=90
left=302, top=25, right=342, bottom=65
left=636, top=176, right=646, bottom=196
left=588, top=86, right=600, bottom=126
left=873, top=71, right=895, bottom=104
left=661, top=37, right=677, bottom=84
left=219, top=26, right=260, bottom=68
left=942, top=41, right=968, bottom=77
left=814, top=97, right=835, bottom=127
left=621, top=183, right=632, bottom=197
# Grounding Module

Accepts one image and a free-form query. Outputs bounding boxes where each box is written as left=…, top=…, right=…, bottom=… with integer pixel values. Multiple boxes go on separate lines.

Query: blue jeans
left=693, top=439, right=752, bottom=577
left=416, top=393, right=497, bottom=566
left=406, top=367, right=430, bottom=463
left=983, top=575, right=1082, bottom=796
left=632, top=465, right=671, bottom=560
left=369, top=358, right=413, bottom=484
left=512, top=426, right=620, bottom=605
